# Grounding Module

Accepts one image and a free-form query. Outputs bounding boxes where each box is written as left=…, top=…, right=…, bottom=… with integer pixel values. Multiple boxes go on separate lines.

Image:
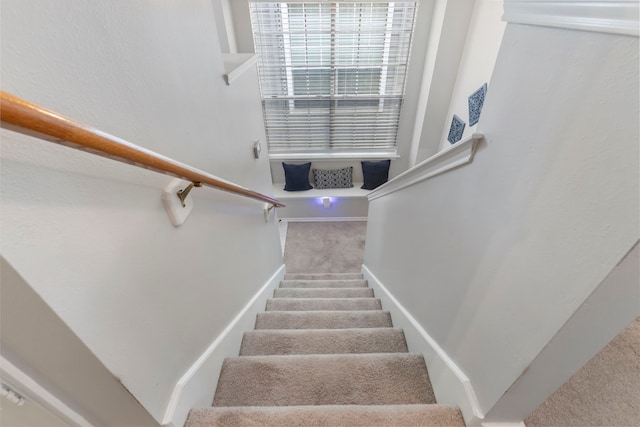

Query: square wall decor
left=468, top=83, right=487, bottom=126
left=447, top=114, right=466, bottom=144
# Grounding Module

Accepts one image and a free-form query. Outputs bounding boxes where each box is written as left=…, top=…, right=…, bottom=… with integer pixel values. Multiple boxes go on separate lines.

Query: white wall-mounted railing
left=222, top=53, right=257, bottom=85
left=368, top=133, right=484, bottom=201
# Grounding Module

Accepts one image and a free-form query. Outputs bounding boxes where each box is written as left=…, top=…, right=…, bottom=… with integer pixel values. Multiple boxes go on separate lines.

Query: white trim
left=222, top=53, right=257, bottom=85
left=162, top=265, right=286, bottom=426
left=272, top=183, right=371, bottom=200
left=482, top=423, right=526, bottom=427
left=278, top=216, right=368, bottom=222
left=503, top=0, right=640, bottom=37
left=269, top=151, right=400, bottom=161
left=0, top=356, right=93, bottom=427
left=361, top=265, right=484, bottom=425
left=368, top=133, right=483, bottom=201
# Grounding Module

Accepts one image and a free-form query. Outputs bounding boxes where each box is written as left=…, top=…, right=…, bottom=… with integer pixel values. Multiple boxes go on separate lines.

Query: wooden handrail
left=0, top=91, right=285, bottom=207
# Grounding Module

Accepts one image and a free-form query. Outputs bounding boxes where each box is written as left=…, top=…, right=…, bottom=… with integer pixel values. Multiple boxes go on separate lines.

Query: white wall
left=364, top=20, right=639, bottom=422
left=409, top=0, right=476, bottom=165
left=1, top=0, right=283, bottom=425
left=1, top=257, right=159, bottom=426
left=437, top=0, right=506, bottom=152
left=211, top=0, right=238, bottom=53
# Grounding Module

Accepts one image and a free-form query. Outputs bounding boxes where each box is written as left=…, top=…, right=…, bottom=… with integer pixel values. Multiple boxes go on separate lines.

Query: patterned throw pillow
left=312, top=167, right=354, bottom=189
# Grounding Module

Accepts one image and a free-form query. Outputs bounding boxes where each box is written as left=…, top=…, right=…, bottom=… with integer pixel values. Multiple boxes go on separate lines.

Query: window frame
left=250, top=1, right=417, bottom=159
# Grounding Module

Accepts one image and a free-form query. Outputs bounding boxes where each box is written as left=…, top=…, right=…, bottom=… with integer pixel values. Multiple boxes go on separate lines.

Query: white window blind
left=249, top=2, right=417, bottom=155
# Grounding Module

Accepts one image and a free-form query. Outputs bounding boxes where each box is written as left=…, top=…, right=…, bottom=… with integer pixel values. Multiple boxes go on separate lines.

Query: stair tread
left=280, top=279, right=368, bottom=288
left=255, top=310, right=392, bottom=329
left=284, top=272, right=364, bottom=280
left=186, top=404, right=464, bottom=427
left=240, top=328, right=408, bottom=355
left=274, top=287, right=374, bottom=298
left=213, top=353, right=435, bottom=407
left=266, top=297, right=381, bottom=311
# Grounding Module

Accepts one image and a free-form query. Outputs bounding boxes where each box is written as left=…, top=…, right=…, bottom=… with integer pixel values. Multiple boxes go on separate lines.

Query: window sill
left=269, top=151, right=400, bottom=161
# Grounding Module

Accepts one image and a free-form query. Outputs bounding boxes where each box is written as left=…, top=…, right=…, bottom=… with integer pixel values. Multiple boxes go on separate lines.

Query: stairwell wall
left=363, top=17, right=639, bottom=424
left=1, top=0, right=283, bottom=425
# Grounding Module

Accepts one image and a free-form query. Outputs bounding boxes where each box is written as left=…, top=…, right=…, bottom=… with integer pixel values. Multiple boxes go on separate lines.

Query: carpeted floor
left=186, top=271, right=464, bottom=426
left=185, top=220, right=466, bottom=426
left=526, top=317, right=640, bottom=427
left=282, top=222, right=640, bottom=427
left=283, top=221, right=366, bottom=273
left=186, top=221, right=638, bottom=427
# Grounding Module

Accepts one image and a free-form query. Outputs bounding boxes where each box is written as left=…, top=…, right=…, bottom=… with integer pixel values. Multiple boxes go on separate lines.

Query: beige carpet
left=186, top=405, right=465, bottom=427
left=283, top=221, right=366, bottom=273
left=239, top=328, right=409, bottom=356
left=265, top=297, right=382, bottom=311
left=185, top=272, right=464, bottom=426
left=213, top=353, right=435, bottom=406
left=255, top=310, right=393, bottom=329
left=184, top=221, right=637, bottom=426
left=526, top=317, right=640, bottom=427
left=279, top=278, right=368, bottom=288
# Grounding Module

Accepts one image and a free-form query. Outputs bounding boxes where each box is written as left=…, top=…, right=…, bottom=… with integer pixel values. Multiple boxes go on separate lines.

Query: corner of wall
left=361, top=265, right=485, bottom=425
left=163, top=264, right=286, bottom=427
left=481, top=241, right=640, bottom=423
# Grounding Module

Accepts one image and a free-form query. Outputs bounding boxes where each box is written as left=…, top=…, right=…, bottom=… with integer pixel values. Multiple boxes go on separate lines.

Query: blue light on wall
left=315, top=197, right=334, bottom=208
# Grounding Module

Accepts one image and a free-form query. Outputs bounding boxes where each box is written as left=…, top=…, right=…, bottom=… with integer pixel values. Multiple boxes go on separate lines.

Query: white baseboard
left=279, top=217, right=368, bottom=222
left=162, top=265, right=286, bottom=427
left=361, top=265, right=485, bottom=425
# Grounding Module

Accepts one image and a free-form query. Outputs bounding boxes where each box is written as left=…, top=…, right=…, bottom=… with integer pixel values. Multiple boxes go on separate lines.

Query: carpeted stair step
left=284, top=272, right=364, bottom=280
left=213, top=353, right=435, bottom=406
left=186, top=404, right=465, bottom=427
left=274, top=287, right=374, bottom=298
left=239, top=328, right=408, bottom=355
left=280, top=279, right=368, bottom=288
left=266, top=298, right=381, bottom=311
left=255, top=310, right=392, bottom=329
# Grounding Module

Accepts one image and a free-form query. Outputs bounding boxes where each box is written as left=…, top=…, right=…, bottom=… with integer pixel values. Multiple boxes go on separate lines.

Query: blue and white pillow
left=312, top=167, right=354, bottom=189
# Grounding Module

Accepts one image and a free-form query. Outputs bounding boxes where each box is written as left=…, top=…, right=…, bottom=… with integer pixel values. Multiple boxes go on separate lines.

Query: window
left=250, top=2, right=417, bottom=156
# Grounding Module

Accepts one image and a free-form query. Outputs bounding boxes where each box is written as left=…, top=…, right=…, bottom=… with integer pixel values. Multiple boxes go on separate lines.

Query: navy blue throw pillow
left=283, top=162, right=313, bottom=191
left=361, top=160, right=391, bottom=190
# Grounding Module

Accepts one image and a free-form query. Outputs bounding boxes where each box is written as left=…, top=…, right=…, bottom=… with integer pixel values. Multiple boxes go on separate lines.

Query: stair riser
left=285, top=273, right=364, bottom=280
left=266, top=298, right=381, bottom=311
left=186, top=405, right=465, bottom=427
left=255, top=311, right=392, bottom=329
left=280, top=279, right=368, bottom=288
left=274, top=288, right=374, bottom=298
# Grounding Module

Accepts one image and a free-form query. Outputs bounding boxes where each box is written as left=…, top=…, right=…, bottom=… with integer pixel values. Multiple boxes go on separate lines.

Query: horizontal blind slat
left=250, top=1, right=416, bottom=153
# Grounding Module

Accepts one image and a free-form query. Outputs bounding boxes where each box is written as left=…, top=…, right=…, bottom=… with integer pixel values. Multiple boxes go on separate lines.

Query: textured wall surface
left=364, top=22, right=639, bottom=417
left=1, top=0, right=283, bottom=424
left=437, top=0, right=506, bottom=151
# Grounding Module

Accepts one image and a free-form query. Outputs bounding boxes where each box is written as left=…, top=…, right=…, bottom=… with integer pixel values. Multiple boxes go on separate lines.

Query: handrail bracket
left=177, top=182, right=202, bottom=208
left=0, top=90, right=285, bottom=211
left=264, top=203, right=277, bottom=222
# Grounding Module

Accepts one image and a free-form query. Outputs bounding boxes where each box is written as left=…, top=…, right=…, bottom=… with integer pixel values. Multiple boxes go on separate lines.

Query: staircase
left=185, top=273, right=465, bottom=426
